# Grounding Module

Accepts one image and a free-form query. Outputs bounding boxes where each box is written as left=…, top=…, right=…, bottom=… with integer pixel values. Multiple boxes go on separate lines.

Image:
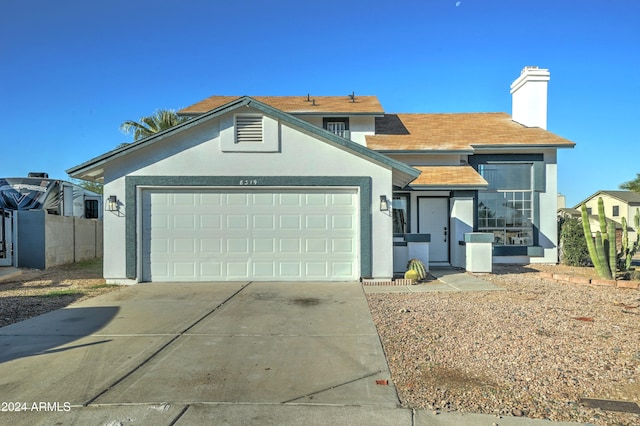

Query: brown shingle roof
left=367, top=113, right=575, bottom=151
left=179, top=95, right=384, bottom=115
left=410, top=166, right=488, bottom=188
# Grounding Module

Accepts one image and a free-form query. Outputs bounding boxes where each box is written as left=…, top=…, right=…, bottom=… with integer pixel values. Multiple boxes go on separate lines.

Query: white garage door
left=141, top=188, right=359, bottom=282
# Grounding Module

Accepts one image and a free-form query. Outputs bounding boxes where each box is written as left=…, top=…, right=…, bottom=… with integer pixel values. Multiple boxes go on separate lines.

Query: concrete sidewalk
left=0, top=266, right=22, bottom=282
left=0, top=280, right=580, bottom=426
left=364, top=267, right=505, bottom=293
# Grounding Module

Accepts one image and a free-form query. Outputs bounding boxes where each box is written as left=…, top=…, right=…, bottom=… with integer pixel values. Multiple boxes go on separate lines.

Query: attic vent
left=235, top=115, right=263, bottom=143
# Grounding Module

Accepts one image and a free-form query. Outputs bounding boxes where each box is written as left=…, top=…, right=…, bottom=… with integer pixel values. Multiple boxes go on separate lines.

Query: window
left=392, top=195, right=408, bottom=234
left=323, top=117, right=349, bottom=138
left=478, top=163, right=533, bottom=246
left=612, top=205, right=619, bottom=217
left=85, top=200, right=99, bottom=219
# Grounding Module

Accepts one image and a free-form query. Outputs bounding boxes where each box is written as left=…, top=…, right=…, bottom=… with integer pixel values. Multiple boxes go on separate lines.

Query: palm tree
left=120, top=109, right=190, bottom=141
left=619, top=173, right=640, bottom=193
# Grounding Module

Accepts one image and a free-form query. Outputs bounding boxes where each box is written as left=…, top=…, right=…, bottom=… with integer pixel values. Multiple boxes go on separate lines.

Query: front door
left=0, top=209, right=13, bottom=267
left=418, top=197, right=449, bottom=263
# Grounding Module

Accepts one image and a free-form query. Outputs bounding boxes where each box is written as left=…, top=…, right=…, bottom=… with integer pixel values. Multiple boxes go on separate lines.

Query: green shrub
left=559, top=217, right=591, bottom=266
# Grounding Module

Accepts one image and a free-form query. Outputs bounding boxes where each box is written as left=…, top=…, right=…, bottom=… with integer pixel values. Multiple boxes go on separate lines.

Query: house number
left=239, top=179, right=258, bottom=186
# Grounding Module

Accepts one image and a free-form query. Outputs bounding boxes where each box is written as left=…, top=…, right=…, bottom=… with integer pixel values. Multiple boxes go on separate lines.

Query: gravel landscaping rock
left=0, top=258, right=122, bottom=328
left=367, top=264, right=640, bottom=425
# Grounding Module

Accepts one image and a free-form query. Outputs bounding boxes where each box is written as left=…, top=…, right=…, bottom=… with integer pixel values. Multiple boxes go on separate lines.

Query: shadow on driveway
left=0, top=306, right=119, bottom=364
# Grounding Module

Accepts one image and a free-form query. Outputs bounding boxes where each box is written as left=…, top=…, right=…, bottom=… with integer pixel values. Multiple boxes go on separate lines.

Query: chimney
left=510, top=66, right=550, bottom=129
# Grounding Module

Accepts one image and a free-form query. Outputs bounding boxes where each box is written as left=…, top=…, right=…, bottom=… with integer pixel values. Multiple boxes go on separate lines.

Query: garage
left=141, top=188, right=359, bottom=282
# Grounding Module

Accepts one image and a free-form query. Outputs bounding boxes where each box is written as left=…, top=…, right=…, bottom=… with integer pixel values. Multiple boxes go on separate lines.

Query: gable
left=67, top=97, right=420, bottom=187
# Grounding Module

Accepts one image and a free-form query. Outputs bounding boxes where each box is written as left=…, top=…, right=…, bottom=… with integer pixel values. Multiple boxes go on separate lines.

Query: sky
left=1, top=0, right=638, bottom=208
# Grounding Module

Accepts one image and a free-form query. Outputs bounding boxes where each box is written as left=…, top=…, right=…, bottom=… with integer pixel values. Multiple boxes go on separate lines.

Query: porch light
left=106, top=195, right=119, bottom=212
left=379, top=195, right=390, bottom=212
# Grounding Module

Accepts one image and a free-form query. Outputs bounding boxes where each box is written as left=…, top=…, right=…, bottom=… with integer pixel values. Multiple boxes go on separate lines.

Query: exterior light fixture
left=106, top=195, right=118, bottom=211
left=379, top=195, right=390, bottom=212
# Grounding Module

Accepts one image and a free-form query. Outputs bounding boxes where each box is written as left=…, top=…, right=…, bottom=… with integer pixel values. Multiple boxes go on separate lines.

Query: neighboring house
left=67, top=66, right=575, bottom=283
left=573, top=190, right=640, bottom=241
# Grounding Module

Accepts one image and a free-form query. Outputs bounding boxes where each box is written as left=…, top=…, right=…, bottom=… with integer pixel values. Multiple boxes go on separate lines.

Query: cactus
left=404, top=269, right=419, bottom=282
left=407, top=258, right=427, bottom=281
left=581, top=202, right=613, bottom=279
left=621, top=216, right=639, bottom=271
left=621, top=217, right=632, bottom=271
left=607, top=217, right=617, bottom=277
left=635, top=208, right=640, bottom=230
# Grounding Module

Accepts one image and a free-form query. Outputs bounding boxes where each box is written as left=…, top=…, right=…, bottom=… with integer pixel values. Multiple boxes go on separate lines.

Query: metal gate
left=0, top=208, right=13, bottom=267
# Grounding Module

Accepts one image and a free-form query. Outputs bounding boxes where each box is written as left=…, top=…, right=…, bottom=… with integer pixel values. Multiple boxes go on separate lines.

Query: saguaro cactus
left=621, top=216, right=639, bottom=271
left=581, top=200, right=613, bottom=279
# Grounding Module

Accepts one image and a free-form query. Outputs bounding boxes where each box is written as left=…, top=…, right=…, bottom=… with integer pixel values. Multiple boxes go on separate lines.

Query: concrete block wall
left=45, top=214, right=76, bottom=267
left=17, top=211, right=103, bottom=269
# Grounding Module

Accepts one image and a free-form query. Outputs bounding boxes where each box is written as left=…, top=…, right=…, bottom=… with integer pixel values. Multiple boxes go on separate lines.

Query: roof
left=67, top=97, right=420, bottom=187
left=574, top=190, right=640, bottom=208
left=367, top=113, right=576, bottom=151
left=179, top=95, right=384, bottom=115
left=408, top=165, right=488, bottom=189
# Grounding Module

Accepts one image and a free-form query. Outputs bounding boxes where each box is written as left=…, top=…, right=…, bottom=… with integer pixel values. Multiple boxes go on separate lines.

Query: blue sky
left=1, top=0, right=638, bottom=207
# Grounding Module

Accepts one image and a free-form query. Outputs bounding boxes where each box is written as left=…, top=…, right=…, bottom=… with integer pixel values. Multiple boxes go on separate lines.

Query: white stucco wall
left=450, top=196, right=475, bottom=268
left=101, top=107, right=395, bottom=282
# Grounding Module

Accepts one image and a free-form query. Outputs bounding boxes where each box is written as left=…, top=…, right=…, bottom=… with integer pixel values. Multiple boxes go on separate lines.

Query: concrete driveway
left=0, top=281, right=406, bottom=425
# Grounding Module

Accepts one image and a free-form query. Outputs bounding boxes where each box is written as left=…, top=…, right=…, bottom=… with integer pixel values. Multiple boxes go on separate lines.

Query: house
left=67, top=66, right=575, bottom=283
left=573, top=190, right=640, bottom=242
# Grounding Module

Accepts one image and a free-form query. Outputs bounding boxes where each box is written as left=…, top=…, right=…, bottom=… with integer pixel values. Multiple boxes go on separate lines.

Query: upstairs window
left=323, top=117, right=350, bottom=138
left=235, top=115, right=263, bottom=143
left=612, top=205, right=619, bottom=216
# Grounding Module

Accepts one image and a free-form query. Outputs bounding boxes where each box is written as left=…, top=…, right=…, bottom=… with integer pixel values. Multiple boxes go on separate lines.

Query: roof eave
left=473, top=143, right=576, bottom=151
left=409, top=183, right=488, bottom=190
left=375, top=149, right=475, bottom=155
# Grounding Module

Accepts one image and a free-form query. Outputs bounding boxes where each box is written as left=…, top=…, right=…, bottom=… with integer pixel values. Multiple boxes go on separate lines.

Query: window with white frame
left=478, top=163, right=533, bottom=246
left=323, top=117, right=349, bottom=138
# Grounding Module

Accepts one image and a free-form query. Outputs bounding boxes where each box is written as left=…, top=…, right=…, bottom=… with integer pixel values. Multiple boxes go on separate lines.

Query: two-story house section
left=68, top=67, right=575, bottom=283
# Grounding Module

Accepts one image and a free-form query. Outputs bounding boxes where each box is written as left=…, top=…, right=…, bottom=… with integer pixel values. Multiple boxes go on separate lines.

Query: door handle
left=444, top=227, right=447, bottom=242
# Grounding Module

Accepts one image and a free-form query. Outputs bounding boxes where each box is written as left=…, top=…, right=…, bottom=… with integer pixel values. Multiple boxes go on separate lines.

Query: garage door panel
left=227, top=262, right=248, bottom=276
left=227, top=239, right=249, bottom=253
left=142, top=188, right=359, bottom=281
left=201, top=262, right=222, bottom=278
left=253, top=215, right=274, bottom=229
left=200, top=239, right=221, bottom=253
left=227, top=215, right=248, bottom=230
left=253, top=238, right=275, bottom=253
left=227, top=193, right=249, bottom=205
left=200, top=214, right=221, bottom=229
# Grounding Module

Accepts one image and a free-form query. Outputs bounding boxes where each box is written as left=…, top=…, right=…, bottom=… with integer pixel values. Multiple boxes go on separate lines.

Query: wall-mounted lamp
left=379, top=195, right=390, bottom=212
left=106, top=195, right=119, bottom=212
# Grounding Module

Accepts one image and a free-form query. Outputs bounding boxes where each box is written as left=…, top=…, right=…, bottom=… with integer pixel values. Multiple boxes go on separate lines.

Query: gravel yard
left=0, top=258, right=122, bottom=328
left=367, top=264, right=640, bottom=425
